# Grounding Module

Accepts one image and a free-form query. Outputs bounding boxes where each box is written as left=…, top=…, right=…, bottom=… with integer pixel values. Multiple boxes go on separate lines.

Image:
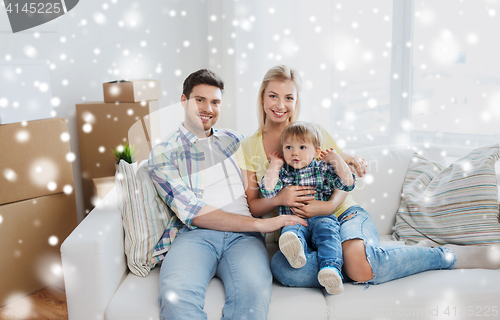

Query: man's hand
left=276, top=185, right=316, bottom=207
left=255, top=215, right=307, bottom=233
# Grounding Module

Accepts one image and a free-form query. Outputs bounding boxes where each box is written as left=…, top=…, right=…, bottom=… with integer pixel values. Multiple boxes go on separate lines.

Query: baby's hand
left=319, top=148, right=341, bottom=164
left=269, top=151, right=284, bottom=165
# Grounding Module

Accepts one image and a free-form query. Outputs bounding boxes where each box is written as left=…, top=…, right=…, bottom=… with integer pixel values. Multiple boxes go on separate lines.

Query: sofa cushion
left=105, top=268, right=161, bottom=320
left=105, top=267, right=230, bottom=320
left=393, top=144, right=500, bottom=245
left=105, top=267, right=329, bottom=320
left=269, top=285, right=328, bottom=320
left=326, top=269, right=500, bottom=320
left=115, top=160, right=173, bottom=277
left=350, top=144, right=446, bottom=236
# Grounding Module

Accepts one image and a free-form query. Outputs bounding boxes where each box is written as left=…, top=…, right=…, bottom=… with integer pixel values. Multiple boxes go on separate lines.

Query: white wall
left=208, top=0, right=337, bottom=138
left=2, top=0, right=499, bottom=220
left=1, top=0, right=211, bottom=221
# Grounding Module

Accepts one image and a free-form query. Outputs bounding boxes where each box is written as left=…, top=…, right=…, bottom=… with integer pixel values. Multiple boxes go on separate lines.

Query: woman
left=239, top=65, right=499, bottom=288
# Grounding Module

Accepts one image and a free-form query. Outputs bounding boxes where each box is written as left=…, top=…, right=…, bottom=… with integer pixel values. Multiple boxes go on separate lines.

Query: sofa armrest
left=61, top=188, right=128, bottom=320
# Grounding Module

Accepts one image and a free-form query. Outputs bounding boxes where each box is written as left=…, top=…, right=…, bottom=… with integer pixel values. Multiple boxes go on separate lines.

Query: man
left=149, top=69, right=306, bottom=320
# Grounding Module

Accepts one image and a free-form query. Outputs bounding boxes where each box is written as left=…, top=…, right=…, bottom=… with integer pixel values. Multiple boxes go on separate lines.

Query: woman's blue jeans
left=271, top=205, right=456, bottom=287
left=282, top=215, right=342, bottom=270
left=159, top=227, right=272, bottom=320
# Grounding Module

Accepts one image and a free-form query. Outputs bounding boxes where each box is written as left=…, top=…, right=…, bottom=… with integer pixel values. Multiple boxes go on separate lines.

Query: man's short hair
left=280, top=121, right=323, bottom=149
left=182, top=69, right=224, bottom=98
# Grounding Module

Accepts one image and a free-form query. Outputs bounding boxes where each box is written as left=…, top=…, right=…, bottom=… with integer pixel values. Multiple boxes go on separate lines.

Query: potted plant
left=112, top=142, right=137, bottom=170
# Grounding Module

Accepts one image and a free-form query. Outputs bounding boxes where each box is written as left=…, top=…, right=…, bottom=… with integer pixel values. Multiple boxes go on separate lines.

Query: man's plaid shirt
left=148, top=125, right=243, bottom=261
left=260, top=159, right=356, bottom=216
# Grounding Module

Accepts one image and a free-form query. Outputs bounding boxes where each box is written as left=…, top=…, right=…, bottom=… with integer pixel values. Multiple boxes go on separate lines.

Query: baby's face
left=282, top=137, right=321, bottom=170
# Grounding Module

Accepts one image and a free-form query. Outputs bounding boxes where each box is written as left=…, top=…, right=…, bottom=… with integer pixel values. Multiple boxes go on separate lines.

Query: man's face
left=181, top=84, right=222, bottom=138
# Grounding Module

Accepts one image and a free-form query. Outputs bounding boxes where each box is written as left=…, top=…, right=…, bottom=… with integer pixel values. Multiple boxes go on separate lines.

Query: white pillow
left=393, top=144, right=500, bottom=245
left=350, top=144, right=446, bottom=235
left=115, top=159, right=173, bottom=277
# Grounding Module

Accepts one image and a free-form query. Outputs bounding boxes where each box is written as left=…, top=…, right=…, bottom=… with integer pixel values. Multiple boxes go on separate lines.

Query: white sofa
left=61, top=145, right=500, bottom=320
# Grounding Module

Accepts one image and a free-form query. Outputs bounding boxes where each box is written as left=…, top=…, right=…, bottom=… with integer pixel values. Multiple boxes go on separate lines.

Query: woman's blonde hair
left=257, top=65, right=302, bottom=133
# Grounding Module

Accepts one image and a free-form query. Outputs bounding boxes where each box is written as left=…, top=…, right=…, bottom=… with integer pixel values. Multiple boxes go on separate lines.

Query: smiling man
left=148, top=69, right=306, bottom=320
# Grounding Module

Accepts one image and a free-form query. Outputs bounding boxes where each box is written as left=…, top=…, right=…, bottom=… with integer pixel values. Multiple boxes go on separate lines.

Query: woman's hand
left=339, top=152, right=367, bottom=177
left=291, top=200, right=335, bottom=219
left=276, top=185, right=316, bottom=208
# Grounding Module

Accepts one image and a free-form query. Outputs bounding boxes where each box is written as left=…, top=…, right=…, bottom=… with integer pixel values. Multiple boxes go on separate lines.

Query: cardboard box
left=93, top=176, right=115, bottom=199
left=0, top=60, right=54, bottom=125
left=76, top=100, right=160, bottom=179
left=0, top=192, right=78, bottom=306
left=103, top=80, right=162, bottom=103
left=0, top=118, right=74, bottom=205
left=81, top=177, right=115, bottom=214
left=81, top=178, right=96, bottom=214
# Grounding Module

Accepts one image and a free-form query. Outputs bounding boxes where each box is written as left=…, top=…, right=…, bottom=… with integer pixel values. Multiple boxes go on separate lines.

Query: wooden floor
left=0, top=282, right=68, bottom=320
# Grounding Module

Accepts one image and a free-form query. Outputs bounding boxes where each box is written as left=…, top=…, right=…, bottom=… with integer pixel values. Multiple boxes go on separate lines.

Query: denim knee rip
left=339, top=210, right=358, bottom=224
left=339, top=211, right=377, bottom=285
left=342, top=237, right=376, bottom=285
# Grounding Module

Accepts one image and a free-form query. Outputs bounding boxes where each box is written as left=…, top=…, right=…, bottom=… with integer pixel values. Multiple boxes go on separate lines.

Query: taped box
left=0, top=118, right=74, bottom=205
left=103, top=79, right=161, bottom=103
left=0, top=192, right=78, bottom=306
left=76, top=100, right=160, bottom=179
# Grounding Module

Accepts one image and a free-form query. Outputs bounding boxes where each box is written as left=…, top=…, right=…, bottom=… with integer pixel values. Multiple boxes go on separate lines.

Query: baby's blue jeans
left=282, top=214, right=342, bottom=271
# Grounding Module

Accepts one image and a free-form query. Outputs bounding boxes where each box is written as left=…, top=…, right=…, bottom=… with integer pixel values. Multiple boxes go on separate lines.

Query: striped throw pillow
left=115, top=160, right=173, bottom=277
left=393, top=144, right=500, bottom=245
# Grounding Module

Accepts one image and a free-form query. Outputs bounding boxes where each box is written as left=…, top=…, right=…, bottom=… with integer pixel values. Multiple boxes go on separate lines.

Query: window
left=411, top=0, right=500, bottom=152
left=329, top=1, right=395, bottom=148
left=221, top=0, right=499, bottom=153
left=328, top=0, right=416, bottom=148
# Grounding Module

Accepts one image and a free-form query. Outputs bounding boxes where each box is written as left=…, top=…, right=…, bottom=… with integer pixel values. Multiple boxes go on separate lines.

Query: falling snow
left=1, top=5, right=500, bottom=304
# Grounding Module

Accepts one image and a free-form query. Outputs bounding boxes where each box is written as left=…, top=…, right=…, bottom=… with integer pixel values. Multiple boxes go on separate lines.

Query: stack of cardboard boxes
left=0, top=118, right=78, bottom=306
left=76, top=80, right=162, bottom=213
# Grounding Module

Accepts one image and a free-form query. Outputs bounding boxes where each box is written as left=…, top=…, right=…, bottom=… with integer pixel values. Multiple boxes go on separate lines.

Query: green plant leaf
left=111, top=142, right=137, bottom=164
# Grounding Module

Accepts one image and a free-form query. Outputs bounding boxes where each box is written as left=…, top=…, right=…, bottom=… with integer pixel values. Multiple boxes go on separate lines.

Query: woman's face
left=262, top=80, right=297, bottom=125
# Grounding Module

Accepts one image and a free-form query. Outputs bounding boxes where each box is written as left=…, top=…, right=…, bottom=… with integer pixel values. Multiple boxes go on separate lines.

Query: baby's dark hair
left=280, top=121, right=323, bottom=149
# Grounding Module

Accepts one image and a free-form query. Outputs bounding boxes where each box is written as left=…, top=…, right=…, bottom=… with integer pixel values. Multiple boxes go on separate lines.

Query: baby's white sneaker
left=279, top=232, right=306, bottom=269
left=318, top=267, right=344, bottom=295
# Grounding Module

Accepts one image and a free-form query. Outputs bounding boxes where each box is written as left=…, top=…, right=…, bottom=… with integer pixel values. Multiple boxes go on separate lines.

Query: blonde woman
left=239, top=65, right=497, bottom=288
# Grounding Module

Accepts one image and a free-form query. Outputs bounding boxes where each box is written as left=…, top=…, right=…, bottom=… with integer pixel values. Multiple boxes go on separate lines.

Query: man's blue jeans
left=272, top=205, right=456, bottom=287
left=158, top=227, right=272, bottom=320
left=281, top=215, right=342, bottom=271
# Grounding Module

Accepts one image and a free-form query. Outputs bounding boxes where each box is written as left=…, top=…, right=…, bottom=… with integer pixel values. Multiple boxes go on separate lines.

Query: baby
left=260, top=121, right=356, bottom=294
